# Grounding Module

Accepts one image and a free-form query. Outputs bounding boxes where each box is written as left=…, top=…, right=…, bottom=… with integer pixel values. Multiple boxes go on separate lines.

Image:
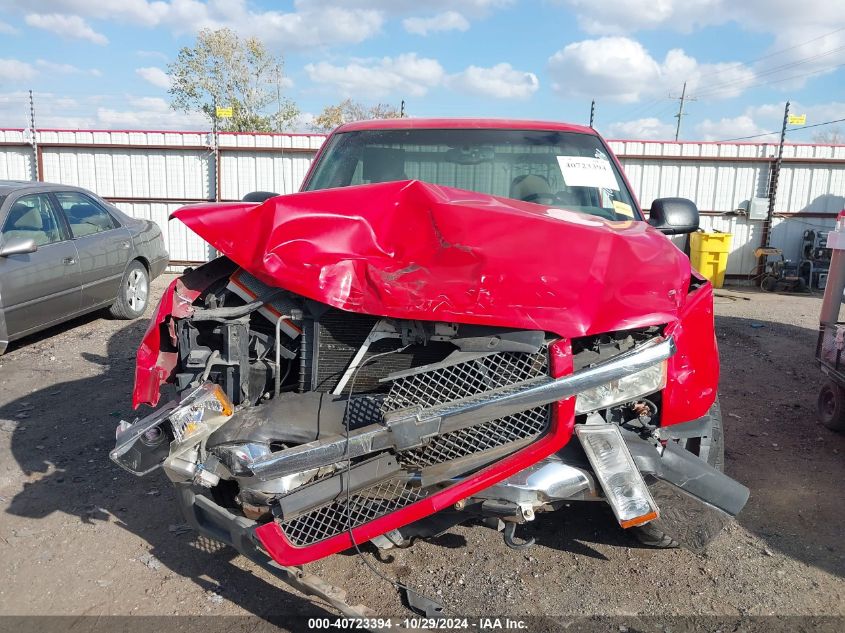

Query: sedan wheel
left=126, top=267, right=149, bottom=312
left=110, top=260, right=150, bottom=319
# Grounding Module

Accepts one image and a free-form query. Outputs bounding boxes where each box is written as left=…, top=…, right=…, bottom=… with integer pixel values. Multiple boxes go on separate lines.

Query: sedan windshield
left=304, top=128, right=640, bottom=221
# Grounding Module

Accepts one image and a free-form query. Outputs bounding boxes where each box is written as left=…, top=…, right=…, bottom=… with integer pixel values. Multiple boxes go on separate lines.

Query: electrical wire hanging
left=339, top=345, right=450, bottom=617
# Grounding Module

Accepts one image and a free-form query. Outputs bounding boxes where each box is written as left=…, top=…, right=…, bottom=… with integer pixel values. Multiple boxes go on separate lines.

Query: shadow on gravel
left=2, top=321, right=337, bottom=619
left=715, top=313, right=845, bottom=579
left=2, top=308, right=843, bottom=625
left=2, top=309, right=111, bottom=355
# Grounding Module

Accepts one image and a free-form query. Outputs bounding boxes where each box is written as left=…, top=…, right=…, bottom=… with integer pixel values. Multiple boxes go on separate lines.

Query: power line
left=613, top=28, right=845, bottom=125
left=694, top=62, right=845, bottom=100
left=713, top=117, right=845, bottom=142
left=694, top=44, right=845, bottom=98
left=694, top=26, right=845, bottom=81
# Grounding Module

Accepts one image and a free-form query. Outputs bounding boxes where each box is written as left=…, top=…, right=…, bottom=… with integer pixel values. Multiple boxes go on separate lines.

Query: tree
left=168, top=28, right=298, bottom=132
left=312, top=99, right=402, bottom=132
left=812, top=126, right=843, bottom=144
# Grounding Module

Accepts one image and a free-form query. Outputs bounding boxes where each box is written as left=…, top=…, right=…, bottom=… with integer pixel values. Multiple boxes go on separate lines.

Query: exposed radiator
left=299, top=309, right=453, bottom=394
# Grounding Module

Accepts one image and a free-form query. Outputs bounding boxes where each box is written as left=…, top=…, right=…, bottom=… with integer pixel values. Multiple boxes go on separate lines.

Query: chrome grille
left=398, top=405, right=549, bottom=468
left=382, top=350, right=549, bottom=413
left=281, top=478, right=425, bottom=547
left=279, top=347, right=553, bottom=548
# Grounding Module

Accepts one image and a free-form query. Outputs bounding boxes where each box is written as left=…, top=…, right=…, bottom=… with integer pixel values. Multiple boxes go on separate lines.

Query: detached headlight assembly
left=169, top=383, right=234, bottom=443
left=575, top=360, right=667, bottom=414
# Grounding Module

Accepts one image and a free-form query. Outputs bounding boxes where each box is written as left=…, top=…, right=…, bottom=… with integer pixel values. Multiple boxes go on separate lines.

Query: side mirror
left=647, top=198, right=700, bottom=235
left=0, top=237, right=37, bottom=257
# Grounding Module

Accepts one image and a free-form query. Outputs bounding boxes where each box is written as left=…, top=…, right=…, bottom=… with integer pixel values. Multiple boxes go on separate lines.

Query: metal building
left=1, top=127, right=842, bottom=280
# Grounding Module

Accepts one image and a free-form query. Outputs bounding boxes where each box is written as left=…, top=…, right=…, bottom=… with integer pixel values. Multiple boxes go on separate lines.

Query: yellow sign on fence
left=215, top=106, right=233, bottom=118
left=788, top=114, right=806, bottom=125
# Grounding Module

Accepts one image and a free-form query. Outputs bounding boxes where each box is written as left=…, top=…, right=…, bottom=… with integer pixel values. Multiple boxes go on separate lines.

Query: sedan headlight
left=575, top=360, right=667, bottom=414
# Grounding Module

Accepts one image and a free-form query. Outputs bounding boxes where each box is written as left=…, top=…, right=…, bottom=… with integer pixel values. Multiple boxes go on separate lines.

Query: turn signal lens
left=169, top=383, right=234, bottom=443
left=576, top=424, right=658, bottom=528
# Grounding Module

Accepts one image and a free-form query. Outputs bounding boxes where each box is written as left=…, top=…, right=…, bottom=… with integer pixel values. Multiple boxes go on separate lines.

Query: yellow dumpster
left=689, top=232, right=732, bottom=289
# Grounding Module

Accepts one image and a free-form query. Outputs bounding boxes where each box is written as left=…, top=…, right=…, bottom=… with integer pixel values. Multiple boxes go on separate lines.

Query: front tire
left=110, top=260, right=149, bottom=319
left=631, top=398, right=725, bottom=548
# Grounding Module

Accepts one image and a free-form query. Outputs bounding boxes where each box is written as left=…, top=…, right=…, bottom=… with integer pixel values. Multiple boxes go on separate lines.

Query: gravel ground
left=0, top=275, right=843, bottom=625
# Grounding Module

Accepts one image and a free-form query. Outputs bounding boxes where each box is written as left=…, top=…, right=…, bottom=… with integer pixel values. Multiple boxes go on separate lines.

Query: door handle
left=62, top=257, right=76, bottom=266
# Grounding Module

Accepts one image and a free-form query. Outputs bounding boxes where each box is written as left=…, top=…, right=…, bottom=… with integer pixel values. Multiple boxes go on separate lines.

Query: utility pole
left=672, top=81, right=695, bottom=141
left=28, top=89, right=39, bottom=181
left=589, top=99, right=595, bottom=128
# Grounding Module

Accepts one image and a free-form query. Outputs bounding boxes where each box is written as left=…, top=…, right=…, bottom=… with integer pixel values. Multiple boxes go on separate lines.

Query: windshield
left=304, top=128, right=640, bottom=221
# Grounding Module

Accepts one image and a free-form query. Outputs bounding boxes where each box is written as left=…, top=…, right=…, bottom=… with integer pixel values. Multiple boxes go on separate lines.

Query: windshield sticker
left=612, top=201, right=634, bottom=218
left=557, top=156, right=619, bottom=191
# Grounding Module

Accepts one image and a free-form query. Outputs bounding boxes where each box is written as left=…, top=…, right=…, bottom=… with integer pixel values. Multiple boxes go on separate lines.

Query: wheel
left=631, top=398, right=725, bottom=548
left=817, top=380, right=845, bottom=432
left=110, top=260, right=149, bottom=319
left=761, top=276, right=778, bottom=292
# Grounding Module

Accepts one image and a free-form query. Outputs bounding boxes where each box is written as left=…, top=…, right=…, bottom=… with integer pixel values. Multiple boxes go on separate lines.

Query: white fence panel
left=112, top=201, right=213, bottom=264
left=1, top=130, right=842, bottom=280
left=0, top=147, right=31, bottom=180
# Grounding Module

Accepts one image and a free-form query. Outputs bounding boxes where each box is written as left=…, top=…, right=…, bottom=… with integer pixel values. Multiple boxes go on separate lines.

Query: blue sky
left=0, top=0, right=843, bottom=142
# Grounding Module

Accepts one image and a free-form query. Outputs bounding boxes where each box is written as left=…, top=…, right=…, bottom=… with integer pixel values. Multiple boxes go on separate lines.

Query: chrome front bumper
left=248, top=336, right=676, bottom=481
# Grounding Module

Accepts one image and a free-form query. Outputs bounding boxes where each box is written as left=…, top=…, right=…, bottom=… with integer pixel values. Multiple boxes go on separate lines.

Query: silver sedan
left=0, top=180, right=169, bottom=354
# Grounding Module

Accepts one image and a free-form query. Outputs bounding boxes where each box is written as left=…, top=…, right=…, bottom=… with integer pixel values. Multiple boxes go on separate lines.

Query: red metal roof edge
left=1, top=125, right=842, bottom=148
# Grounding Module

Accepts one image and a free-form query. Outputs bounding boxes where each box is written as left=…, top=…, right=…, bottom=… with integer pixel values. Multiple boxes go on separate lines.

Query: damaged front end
left=113, top=180, right=747, bottom=610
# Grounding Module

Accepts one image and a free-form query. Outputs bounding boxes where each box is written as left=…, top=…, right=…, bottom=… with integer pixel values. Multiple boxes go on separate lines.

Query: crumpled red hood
left=172, top=180, right=691, bottom=337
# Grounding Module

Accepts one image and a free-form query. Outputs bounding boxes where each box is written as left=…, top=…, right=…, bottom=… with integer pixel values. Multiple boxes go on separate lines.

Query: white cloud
left=258, top=6, right=383, bottom=49
left=557, top=0, right=845, bottom=87
left=96, top=97, right=209, bottom=130
left=0, top=89, right=214, bottom=131
left=12, top=1, right=383, bottom=49
left=136, top=50, right=168, bottom=61
left=0, top=21, right=19, bottom=35
left=691, top=101, right=845, bottom=141
left=299, top=0, right=512, bottom=17
left=294, top=111, right=317, bottom=132
left=448, top=63, right=538, bottom=99
left=0, top=91, right=93, bottom=128
left=695, top=115, right=775, bottom=141
left=136, top=66, right=172, bottom=89
left=36, top=60, right=100, bottom=76
left=0, top=59, right=36, bottom=82
left=403, top=11, right=470, bottom=36
left=559, top=0, right=718, bottom=35
left=547, top=36, right=755, bottom=103
left=558, top=0, right=844, bottom=36
left=306, top=54, right=445, bottom=98
left=605, top=117, right=677, bottom=140
left=25, top=13, right=108, bottom=45
left=8, top=1, right=516, bottom=49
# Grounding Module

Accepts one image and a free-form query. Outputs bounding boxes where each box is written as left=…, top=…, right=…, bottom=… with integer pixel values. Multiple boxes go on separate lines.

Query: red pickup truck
left=112, top=119, right=748, bottom=614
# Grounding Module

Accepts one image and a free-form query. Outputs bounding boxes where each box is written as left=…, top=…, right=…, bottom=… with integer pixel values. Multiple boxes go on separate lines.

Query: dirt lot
left=0, top=274, right=843, bottom=625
